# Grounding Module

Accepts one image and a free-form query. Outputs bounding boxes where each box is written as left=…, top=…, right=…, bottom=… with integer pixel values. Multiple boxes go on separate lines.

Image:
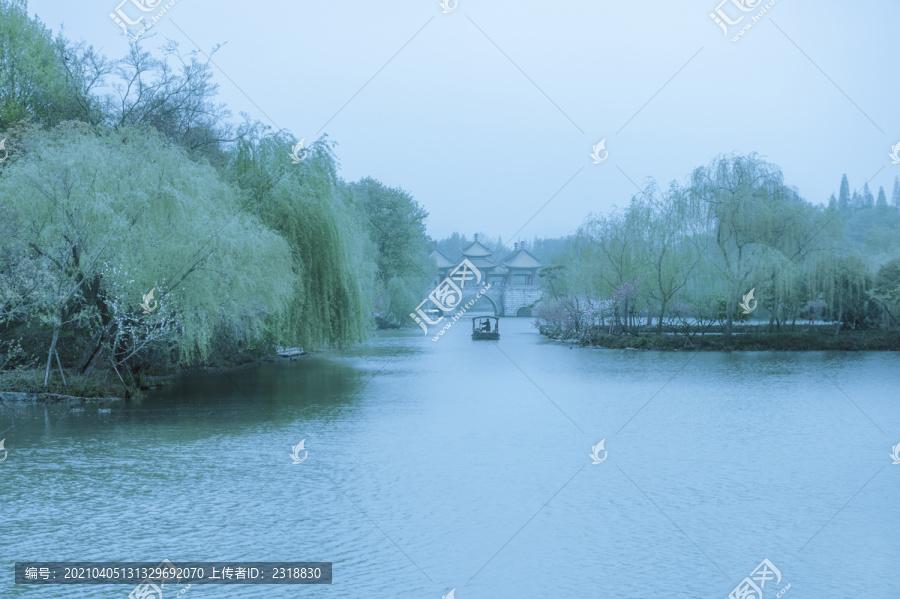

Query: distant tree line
left=535, top=154, right=900, bottom=345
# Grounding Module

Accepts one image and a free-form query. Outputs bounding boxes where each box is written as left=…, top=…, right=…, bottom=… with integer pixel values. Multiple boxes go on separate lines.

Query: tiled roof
left=430, top=249, right=455, bottom=269
left=502, top=248, right=542, bottom=268
left=465, top=257, right=497, bottom=270
left=460, top=240, right=494, bottom=258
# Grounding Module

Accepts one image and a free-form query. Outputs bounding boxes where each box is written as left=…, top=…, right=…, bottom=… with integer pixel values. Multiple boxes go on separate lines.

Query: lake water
left=3, top=317, right=898, bottom=598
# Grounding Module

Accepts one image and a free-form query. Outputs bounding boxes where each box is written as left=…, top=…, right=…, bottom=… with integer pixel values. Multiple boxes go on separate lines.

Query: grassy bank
left=0, top=370, right=135, bottom=398
left=540, top=326, right=900, bottom=351
left=0, top=350, right=310, bottom=401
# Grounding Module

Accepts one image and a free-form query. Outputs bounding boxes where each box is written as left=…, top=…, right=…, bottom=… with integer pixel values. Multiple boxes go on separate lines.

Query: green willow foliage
left=549, top=154, right=882, bottom=341
left=0, top=3, right=433, bottom=390
left=226, top=133, right=375, bottom=349
left=873, top=259, right=900, bottom=328
left=0, top=0, right=106, bottom=129
left=0, top=122, right=293, bottom=370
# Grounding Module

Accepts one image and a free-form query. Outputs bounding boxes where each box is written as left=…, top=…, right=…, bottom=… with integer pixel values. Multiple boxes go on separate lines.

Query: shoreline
left=4, top=329, right=897, bottom=405
left=0, top=351, right=312, bottom=404
left=0, top=391, right=125, bottom=405
left=538, top=327, right=900, bottom=352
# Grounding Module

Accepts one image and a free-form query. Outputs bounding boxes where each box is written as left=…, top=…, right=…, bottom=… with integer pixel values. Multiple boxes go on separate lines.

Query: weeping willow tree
left=628, top=180, right=709, bottom=332
left=579, top=209, right=645, bottom=292
left=808, top=254, right=872, bottom=334
left=689, top=153, right=828, bottom=342
left=227, top=131, right=374, bottom=349
left=0, top=122, right=293, bottom=384
left=566, top=179, right=710, bottom=334
left=555, top=233, right=606, bottom=299
left=568, top=208, right=649, bottom=332
left=733, top=190, right=833, bottom=331
left=543, top=154, right=884, bottom=342
left=873, top=259, right=900, bottom=329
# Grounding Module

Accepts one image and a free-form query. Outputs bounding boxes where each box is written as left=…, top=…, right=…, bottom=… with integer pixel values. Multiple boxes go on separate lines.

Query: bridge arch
left=514, top=305, right=532, bottom=317
left=460, top=289, right=500, bottom=316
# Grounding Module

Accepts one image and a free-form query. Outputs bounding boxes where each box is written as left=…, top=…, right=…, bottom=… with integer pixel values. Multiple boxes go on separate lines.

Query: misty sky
left=29, top=0, right=900, bottom=243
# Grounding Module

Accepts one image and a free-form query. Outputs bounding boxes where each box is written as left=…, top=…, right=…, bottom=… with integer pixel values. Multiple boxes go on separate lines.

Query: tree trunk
left=78, top=336, right=106, bottom=377
left=76, top=330, right=103, bottom=374
left=108, top=357, right=131, bottom=399
left=656, top=299, right=667, bottom=334
left=55, top=351, right=68, bottom=388
left=724, top=299, right=734, bottom=344
left=43, top=323, right=61, bottom=387
left=76, top=320, right=117, bottom=376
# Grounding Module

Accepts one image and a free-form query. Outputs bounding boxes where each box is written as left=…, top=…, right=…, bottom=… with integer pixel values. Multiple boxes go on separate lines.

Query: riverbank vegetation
left=533, top=156, right=900, bottom=350
left=0, top=0, right=433, bottom=397
left=2, top=2, right=898, bottom=400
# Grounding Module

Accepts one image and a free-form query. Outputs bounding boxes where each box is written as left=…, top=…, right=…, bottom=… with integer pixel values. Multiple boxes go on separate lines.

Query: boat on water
left=275, top=346, right=305, bottom=358
left=472, top=316, right=499, bottom=340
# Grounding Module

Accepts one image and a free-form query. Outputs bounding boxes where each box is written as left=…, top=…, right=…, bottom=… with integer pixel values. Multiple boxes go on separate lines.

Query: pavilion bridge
left=430, top=235, right=543, bottom=317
